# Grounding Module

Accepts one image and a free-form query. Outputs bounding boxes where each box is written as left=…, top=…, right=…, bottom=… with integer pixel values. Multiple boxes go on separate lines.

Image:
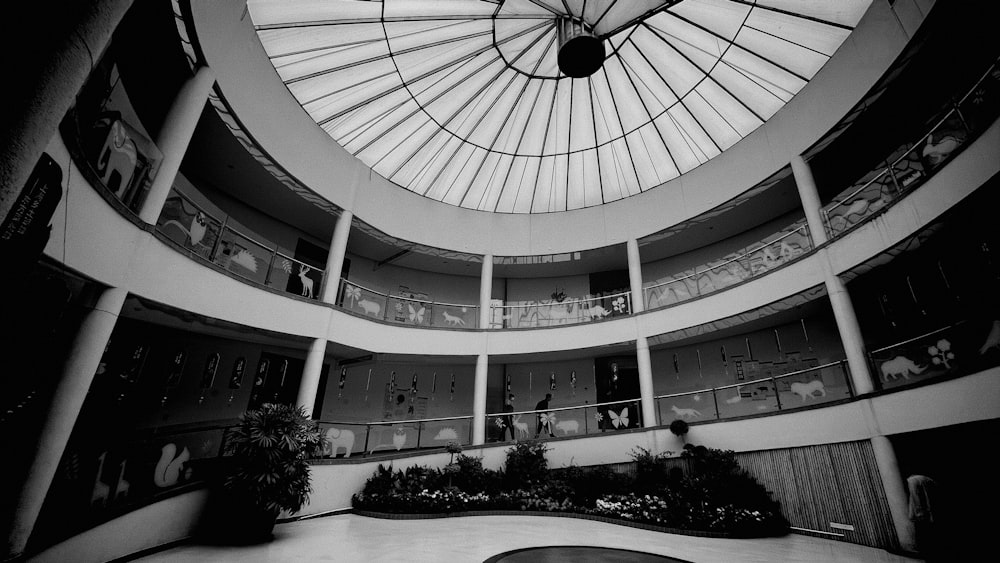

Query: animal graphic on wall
left=153, top=443, right=190, bottom=488
left=555, top=419, right=579, bottom=435
left=433, top=427, right=458, bottom=441
left=511, top=414, right=529, bottom=438
left=407, top=304, right=425, bottom=324
left=113, top=459, right=130, bottom=502
left=161, top=212, right=208, bottom=248
left=586, top=304, right=611, bottom=320
left=789, top=380, right=826, bottom=401
left=546, top=302, right=576, bottom=325
left=922, top=132, right=964, bottom=167
left=670, top=405, right=702, bottom=419
left=369, top=427, right=409, bottom=454
left=879, top=355, right=927, bottom=382
left=608, top=407, right=629, bottom=429
left=229, top=249, right=258, bottom=273
left=357, top=297, right=381, bottom=317
left=325, top=427, right=355, bottom=458
left=97, top=120, right=138, bottom=198
left=298, top=265, right=315, bottom=299
left=441, top=310, right=466, bottom=326
left=91, top=451, right=111, bottom=507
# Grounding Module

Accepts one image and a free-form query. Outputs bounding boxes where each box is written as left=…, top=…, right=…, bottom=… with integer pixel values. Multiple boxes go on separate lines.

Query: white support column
left=5, top=286, right=127, bottom=558
left=138, top=65, right=216, bottom=224
left=472, top=353, right=489, bottom=445
left=870, top=435, right=917, bottom=552
left=791, top=154, right=829, bottom=247
left=626, top=238, right=645, bottom=313
left=825, top=268, right=875, bottom=395
left=479, top=253, right=493, bottom=329
left=635, top=336, right=657, bottom=428
left=795, top=155, right=874, bottom=394
left=296, top=337, right=329, bottom=418
left=319, top=210, right=353, bottom=304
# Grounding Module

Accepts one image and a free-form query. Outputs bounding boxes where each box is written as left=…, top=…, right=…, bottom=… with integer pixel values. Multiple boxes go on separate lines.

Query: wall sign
left=165, top=350, right=187, bottom=387
left=0, top=153, right=63, bottom=270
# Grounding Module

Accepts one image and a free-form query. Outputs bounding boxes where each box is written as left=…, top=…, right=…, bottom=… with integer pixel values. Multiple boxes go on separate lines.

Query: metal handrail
left=485, top=396, right=642, bottom=418
left=822, top=57, right=999, bottom=222
left=316, top=414, right=474, bottom=427
left=339, top=278, right=478, bottom=310
left=496, top=289, right=633, bottom=310
left=868, top=323, right=959, bottom=355
left=643, top=223, right=809, bottom=292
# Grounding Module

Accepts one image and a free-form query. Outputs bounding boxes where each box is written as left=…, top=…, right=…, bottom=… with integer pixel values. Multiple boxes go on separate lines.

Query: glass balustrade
left=338, top=279, right=480, bottom=328
left=493, top=290, right=632, bottom=329
left=485, top=397, right=644, bottom=443
left=822, top=58, right=999, bottom=239
left=644, top=224, right=812, bottom=311
left=313, top=416, right=475, bottom=458
left=869, top=319, right=1000, bottom=391
left=654, top=361, right=852, bottom=423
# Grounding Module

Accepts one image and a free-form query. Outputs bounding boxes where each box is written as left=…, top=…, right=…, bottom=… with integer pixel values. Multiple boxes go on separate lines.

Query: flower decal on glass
left=494, top=417, right=505, bottom=428
left=928, top=339, right=955, bottom=369
left=540, top=412, right=557, bottom=426
left=281, top=259, right=292, bottom=274
left=612, top=296, right=627, bottom=314
left=593, top=412, right=604, bottom=423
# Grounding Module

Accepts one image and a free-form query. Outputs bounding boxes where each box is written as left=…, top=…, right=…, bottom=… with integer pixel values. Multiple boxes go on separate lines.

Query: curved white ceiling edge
left=190, top=0, right=918, bottom=256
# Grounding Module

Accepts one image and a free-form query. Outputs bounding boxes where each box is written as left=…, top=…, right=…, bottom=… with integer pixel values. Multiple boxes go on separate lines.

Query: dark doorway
left=594, top=355, right=641, bottom=430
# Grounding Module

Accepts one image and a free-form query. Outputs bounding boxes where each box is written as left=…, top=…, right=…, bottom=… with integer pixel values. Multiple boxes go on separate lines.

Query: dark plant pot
left=199, top=488, right=279, bottom=545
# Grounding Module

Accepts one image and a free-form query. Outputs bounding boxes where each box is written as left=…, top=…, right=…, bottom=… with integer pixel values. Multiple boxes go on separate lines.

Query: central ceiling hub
left=557, top=18, right=605, bottom=78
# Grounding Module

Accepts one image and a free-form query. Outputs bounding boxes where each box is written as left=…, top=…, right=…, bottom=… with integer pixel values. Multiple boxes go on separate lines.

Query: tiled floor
left=133, top=514, right=923, bottom=563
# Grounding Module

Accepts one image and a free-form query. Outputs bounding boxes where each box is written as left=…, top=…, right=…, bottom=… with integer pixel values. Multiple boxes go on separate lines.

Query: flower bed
left=351, top=443, right=788, bottom=537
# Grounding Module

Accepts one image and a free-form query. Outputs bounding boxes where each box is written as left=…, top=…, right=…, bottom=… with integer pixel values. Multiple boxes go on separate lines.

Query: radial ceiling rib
left=248, top=0, right=869, bottom=213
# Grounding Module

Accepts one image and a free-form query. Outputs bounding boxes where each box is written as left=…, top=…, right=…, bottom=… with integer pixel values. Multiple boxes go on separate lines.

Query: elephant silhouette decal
left=325, top=427, right=355, bottom=458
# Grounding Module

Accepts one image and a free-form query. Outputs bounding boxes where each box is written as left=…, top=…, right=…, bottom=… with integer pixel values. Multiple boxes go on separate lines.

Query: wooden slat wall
left=738, top=441, right=899, bottom=549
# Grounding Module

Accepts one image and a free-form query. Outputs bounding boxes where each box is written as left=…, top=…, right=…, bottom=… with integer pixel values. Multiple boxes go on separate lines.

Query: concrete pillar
left=791, top=154, right=829, bottom=247
left=4, top=286, right=127, bottom=559
left=871, top=435, right=917, bottom=552
left=635, top=336, right=658, bottom=427
left=796, top=156, right=874, bottom=394
left=1, top=0, right=134, bottom=227
left=626, top=238, right=645, bottom=313
left=137, top=65, right=216, bottom=224
left=479, top=254, right=493, bottom=329
left=319, top=210, right=353, bottom=304
left=825, top=260, right=875, bottom=395
left=471, top=353, right=489, bottom=445
left=296, top=337, right=329, bottom=418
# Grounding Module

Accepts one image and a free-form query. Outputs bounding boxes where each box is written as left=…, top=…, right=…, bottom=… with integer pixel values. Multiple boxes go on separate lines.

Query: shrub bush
left=502, top=441, right=549, bottom=489
left=352, top=444, right=788, bottom=537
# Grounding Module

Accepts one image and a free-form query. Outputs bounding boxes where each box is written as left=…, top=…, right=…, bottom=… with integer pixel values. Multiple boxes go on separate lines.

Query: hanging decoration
left=228, top=356, right=247, bottom=405
left=529, top=371, right=533, bottom=400
left=801, top=319, right=812, bottom=352
left=505, top=371, right=511, bottom=394
left=774, top=329, right=782, bottom=356
left=449, top=373, right=455, bottom=401
left=570, top=370, right=577, bottom=396
left=199, top=352, right=220, bottom=405
left=365, top=368, right=372, bottom=401
left=746, top=337, right=753, bottom=360
left=696, top=349, right=703, bottom=378
left=338, top=367, right=347, bottom=397
left=274, top=359, right=289, bottom=401
left=721, top=345, right=728, bottom=377
left=673, top=353, right=679, bottom=379
left=162, top=349, right=186, bottom=406
left=906, top=275, right=926, bottom=315
left=549, top=372, right=556, bottom=391
left=411, top=372, right=419, bottom=396
left=388, top=371, right=396, bottom=405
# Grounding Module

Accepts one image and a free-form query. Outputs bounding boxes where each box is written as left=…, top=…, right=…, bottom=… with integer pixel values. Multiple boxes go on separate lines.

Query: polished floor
left=133, top=514, right=923, bottom=563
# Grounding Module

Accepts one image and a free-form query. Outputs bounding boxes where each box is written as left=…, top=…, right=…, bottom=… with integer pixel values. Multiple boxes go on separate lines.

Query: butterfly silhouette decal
left=609, top=407, right=629, bottom=428
left=408, top=304, right=425, bottom=324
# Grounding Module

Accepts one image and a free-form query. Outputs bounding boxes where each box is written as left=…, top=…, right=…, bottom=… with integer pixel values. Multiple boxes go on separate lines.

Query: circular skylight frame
left=250, top=0, right=870, bottom=213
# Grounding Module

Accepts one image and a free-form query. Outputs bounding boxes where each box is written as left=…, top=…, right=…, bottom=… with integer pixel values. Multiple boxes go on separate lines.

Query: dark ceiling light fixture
left=556, top=18, right=605, bottom=78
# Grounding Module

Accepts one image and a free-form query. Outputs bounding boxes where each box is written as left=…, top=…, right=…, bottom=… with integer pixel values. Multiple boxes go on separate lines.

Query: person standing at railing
left=535, top=393, right=555, bottom=438
left=501, top=394, right=516, bottom=442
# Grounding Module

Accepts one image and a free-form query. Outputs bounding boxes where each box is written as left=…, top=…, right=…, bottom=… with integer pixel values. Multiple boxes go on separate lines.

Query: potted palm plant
left=214, top=403, right=325, bottom=542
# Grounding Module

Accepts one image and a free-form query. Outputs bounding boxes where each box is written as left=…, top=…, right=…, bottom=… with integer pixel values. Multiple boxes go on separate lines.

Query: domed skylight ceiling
left=249, top=0, right=870, bottom=213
